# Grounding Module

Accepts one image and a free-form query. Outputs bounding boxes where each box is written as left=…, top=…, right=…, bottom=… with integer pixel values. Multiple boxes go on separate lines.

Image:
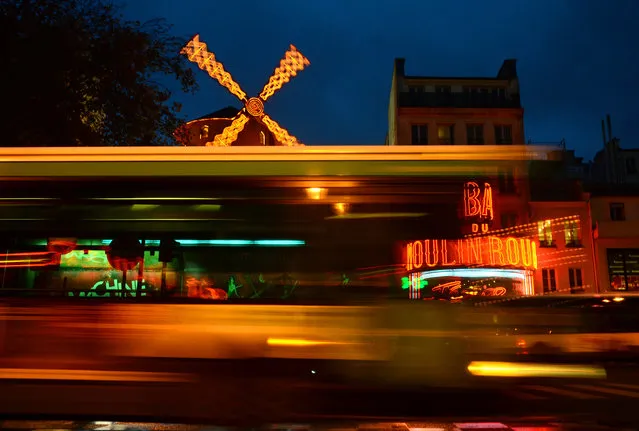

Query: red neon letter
left=464, top=182, right=481, bottom=218
left=412, top=241, right=423, bottom=269
left=424, top=240, right=439, bottom=267
left=441, top=240, right=456, bottom=266
left=489, top=236, right=506, bottom=265
left=481, top=183, right=494, bottom=220
left=505, top=237, right=520, bottom=266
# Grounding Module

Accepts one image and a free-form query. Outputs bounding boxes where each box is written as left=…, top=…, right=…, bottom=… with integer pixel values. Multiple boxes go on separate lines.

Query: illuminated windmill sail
left=181, top=35, right=310, bottom=147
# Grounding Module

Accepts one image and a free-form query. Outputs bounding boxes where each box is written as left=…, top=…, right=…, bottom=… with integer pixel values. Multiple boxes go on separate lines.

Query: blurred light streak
left=267, top=338, right=347, bottom=347
left=467, top=361, right=606, bottom=379
left=326, top=212, right=427, bottom=220
left=0, top=368, right=193, bottom=382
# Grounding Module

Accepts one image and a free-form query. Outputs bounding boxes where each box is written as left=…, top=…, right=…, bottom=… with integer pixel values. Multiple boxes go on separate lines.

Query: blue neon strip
left=418, top=268, right=526, bottom=280
left=97, top=239, right=305, bottom=247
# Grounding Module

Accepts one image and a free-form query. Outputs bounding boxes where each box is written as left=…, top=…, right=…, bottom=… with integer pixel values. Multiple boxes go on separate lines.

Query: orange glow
left=262, top=114, right=303, bottom=147
left=306, top=187, right=327, bottom=201
left=266, top=338, right=344, bottom=347
left=431, top=280, right=462, bottom=295
left=208, top=114, right=249, bottom=147
left=332, top=202, right=349, bottom=216
left=181, top=35, right=247, bottom=101
left=405, top=236, right=537, bottom=271
left=182, top=35, right=307, bottom=147
left=1, top=251, right=59, bottom=268
left=245, top=97, right=265, bottom=117
left=463, top=181, right=493, bottom=220
left=259, top=45, right=310, bottom=101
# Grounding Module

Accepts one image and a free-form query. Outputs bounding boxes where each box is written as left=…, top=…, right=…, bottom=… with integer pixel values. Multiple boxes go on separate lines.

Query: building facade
left=589, top=188, right=639, bottom=292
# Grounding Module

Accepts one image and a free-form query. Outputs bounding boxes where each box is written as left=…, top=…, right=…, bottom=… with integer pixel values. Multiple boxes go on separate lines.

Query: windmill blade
left=206, top=112, right=250, bottom=147
left=181, top=35, right=247, bottom=102
left=261, top=114, right=303, bottom=146
left=259, top=45, right=310, bottom=101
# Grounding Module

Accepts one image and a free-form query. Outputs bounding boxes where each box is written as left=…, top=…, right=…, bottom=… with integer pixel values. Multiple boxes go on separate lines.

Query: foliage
left=0, top=0, right=198, bottom=146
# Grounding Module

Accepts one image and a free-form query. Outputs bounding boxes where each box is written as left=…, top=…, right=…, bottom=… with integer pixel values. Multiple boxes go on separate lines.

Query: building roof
left=395, top=58, right=518, bottom=81
left=193, top=106, right=241, bottom=121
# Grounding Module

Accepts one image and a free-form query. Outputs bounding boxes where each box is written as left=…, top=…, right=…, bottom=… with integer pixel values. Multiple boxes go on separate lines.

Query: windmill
left=181, top=35, right=310, bottom=147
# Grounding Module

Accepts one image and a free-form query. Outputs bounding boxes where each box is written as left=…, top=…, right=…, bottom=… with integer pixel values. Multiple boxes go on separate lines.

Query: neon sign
left=405, top=236, right=537, bottom=271
left=463, top=181, right=493, bottom=233
left=67, top=279, right=149, bottom=297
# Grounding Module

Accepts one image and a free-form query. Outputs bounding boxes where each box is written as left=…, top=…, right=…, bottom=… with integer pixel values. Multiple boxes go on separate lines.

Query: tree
left=0, top=0, right=197, bottom=146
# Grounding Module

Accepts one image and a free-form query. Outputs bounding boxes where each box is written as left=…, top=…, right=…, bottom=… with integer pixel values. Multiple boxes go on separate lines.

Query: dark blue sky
left=124, top=0, right=638, bottom=160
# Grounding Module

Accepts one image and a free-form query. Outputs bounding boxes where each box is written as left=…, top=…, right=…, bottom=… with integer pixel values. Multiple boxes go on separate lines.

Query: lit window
left=437, top=125, right=454, bottom=144
left=200, top=125, right=209, bottom=140
left=564, top=219, right=581, bottom=247
left=538, top=220, right=553, bottom=247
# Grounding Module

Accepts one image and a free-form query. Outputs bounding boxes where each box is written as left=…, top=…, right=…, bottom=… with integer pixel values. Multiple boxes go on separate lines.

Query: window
left=538, top=220, right=554, bottom=247
left=494, top=125, right=513, bottom=145
left=437, top=125, right=455, bottom=144
left=411, top=124, right=428, bottom=145
left=492, top=88, right=506, bottom=99
left=564, top=219, right=581, bottom=247
left=626, top=158, right=637, bottom=174
left=498, top=169, right=516, bottom=193
left=500, top=212, right=518, bottom=229
left=568, top=268, right=583, bottom=293
left=467, top=125, right=484, bottom=144
left=542, top=269, right=557, bottom=293
left=408, top=86, right=424, bottom=93
left=610, top=203, right=626, bottom=221
left=259, top=131, right=266, bottom=146
left=200, top=125, right=209, bottom=140
left=435, top=85, right=451, bottom=93
left=607, top=249, right=639, bottom=291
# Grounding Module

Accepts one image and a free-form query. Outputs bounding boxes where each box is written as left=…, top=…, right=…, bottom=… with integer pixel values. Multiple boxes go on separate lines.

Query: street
left=2, top=361, right=639, bottom=427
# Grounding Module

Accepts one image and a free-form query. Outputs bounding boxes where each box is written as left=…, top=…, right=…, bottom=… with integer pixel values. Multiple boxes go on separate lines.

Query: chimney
left=497, top=59, right=518, bottom=80
left=394, top=58, right=405, bottom=77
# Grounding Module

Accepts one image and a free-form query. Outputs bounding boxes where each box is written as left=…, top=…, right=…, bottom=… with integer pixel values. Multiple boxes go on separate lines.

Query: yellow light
left=209, top=114, right=249, bottom=147
left=332, top=202, right=348, bottom=216
left=131, top=204, right=159, bottom=211
left=262, top=114, right=303, bottom=147
left=180, top=35, right=247, bottom=101
left=306, top=187, right=326, bottom=200
left=267, top=338, right=341, bottom=347
left=467, top=361, right=606, bottom=379
left=259, top=45, right=311, bottom=101
left=613, top=297, right=625, bottom=302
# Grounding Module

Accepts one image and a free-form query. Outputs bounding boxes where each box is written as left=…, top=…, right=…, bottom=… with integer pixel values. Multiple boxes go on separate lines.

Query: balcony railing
left=399, top=92, right=521, bottom=109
